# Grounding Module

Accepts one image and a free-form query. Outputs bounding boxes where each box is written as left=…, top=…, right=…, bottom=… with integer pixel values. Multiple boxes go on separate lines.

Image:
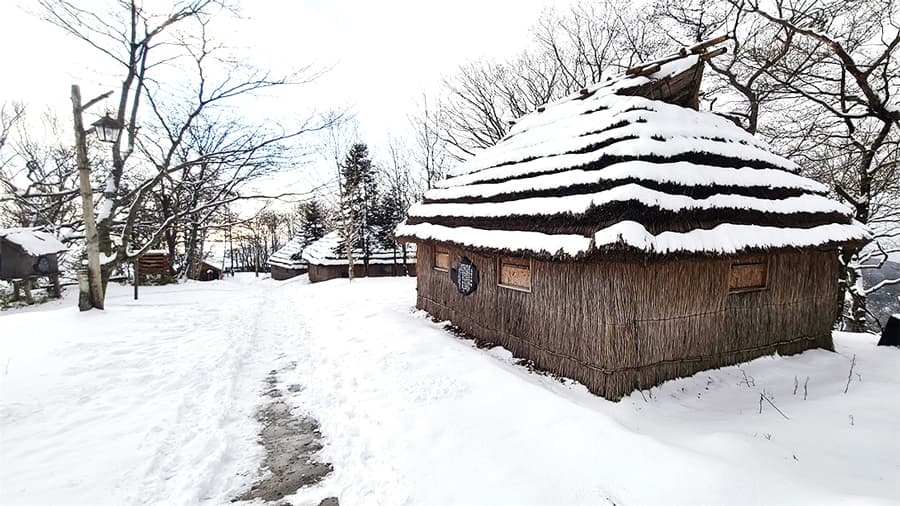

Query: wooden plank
left=434, top=250, right=450, bottom=271
left=499, top=257, right=531, bottom=290
left=729, top=259, right=768, bottom=291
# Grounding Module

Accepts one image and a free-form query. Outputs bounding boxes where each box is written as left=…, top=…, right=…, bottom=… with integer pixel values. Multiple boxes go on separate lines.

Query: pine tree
left=298, top=199, right=327, bottom=246
left=338, top=143, right=379, bottom=276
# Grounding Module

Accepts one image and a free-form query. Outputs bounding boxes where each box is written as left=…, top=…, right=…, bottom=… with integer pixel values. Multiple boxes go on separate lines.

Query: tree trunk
left=182, top=220, right=200, bottom=280
left=71, top=84, right=105, bottom=310
left=840, top=250, right=868, bottom=332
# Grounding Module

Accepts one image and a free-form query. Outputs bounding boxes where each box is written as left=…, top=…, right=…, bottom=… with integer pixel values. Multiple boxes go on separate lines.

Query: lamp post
left=71, top=84, right=121, bottom=311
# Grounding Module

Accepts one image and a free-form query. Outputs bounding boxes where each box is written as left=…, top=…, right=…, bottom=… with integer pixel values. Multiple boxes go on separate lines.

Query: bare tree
left=319, top=118, right=359, bottom=279
left=0, top=104, right=82, bottom=234
left=653, top=0, right=797, bottom=134
left=535, top=0, right=664, bottom=91
left=408, top=93, right=451, bottom=189
left=37, top=0, right=336, bottom=307
left=740, top=0, right=900, bottom=331
left=440, top=0, right=662, bottom=158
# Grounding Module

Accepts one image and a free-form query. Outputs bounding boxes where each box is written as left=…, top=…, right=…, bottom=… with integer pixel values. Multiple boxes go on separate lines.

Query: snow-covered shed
left=191, top=259, right=222, bottom=281
left=0, top=227, right=67, bottom=280
left=302, top=231, right=416, bottom=283
left=395, top=42, right=871, bottom=400
left=267, top=237, right=309, bottom=280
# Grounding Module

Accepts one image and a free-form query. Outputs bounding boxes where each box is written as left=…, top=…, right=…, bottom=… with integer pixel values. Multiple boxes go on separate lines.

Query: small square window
left=499, top=256, right=531, bottom=291
left=434, top=248, right=450, bottom=271
left=729, top=256, right=768, bottom=293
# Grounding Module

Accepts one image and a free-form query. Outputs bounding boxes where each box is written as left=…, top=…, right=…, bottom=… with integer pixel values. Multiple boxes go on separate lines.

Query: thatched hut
left=302, top=231, right=416, bottom=283
left=0, top=227, right=67, bottom=301
left=395, top=45, right=871, bottom=400
left=267, top=237, right=308, bottom=280
left=192, top=260, right=222, bottom=281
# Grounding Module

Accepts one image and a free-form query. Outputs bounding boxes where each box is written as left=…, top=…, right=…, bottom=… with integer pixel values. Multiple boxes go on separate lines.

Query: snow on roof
left=592, top=220, right=871, bottom=255
left=0, top=228, right=68, bottom=256
left=410, top=184, right=851, bottom=220
left=301, top=231, right=417, bottom=266
left=396, top=48, right=871, bottom=259
left=267, top=236, right=308, bottom=270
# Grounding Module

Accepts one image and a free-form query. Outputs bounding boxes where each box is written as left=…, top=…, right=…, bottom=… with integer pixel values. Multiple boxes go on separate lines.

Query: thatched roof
left=0, top=227, right=67, bottom=256
left=396, top=46, right=870, bottom=260
left=302, top=231, right=416, bottom=266
left=267, top=237, right=308, bottom=270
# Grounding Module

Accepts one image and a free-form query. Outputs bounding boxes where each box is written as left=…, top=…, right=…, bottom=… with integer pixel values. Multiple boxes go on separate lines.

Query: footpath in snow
left=1, top=275, right=899, bottom=506
left=0, top=275, right=315, bottom=505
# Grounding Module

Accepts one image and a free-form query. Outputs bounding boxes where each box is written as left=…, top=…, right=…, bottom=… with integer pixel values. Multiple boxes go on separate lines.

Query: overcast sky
left=0, top=0, right=563, bottom=160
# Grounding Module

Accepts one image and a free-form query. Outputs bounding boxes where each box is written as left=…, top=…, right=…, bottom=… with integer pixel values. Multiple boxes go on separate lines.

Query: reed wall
left=309, top=262, right=416, bottom=283
left=416, top=243, right=839, bottom=400
left=271, top=265, right=309, bottom=281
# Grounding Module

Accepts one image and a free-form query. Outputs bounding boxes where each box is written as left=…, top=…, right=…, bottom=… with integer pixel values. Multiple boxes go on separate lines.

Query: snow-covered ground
left=2, top=275, right=899, bottom=505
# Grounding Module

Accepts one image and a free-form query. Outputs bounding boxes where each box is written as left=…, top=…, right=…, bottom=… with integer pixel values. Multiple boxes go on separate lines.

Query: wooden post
left=22, top=278, right=34, bottom=305
left=133, top=258, right=139, bottom=300
left=72, top=84, right=107, bottom=310
left=77, top=270, right=92, bottom=311
left=11, top=280, right=20, bottom=302
left=50, top=274, right=61, bottom=298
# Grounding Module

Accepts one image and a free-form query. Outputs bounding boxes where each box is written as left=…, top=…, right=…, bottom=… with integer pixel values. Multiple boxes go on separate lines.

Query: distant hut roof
left=197, top=259, right=221, bottom=271
left=302, top=231, right=417, bottom=266
left=0, top=228, right=67, bottom=256
left=396, top=45, right=870, bottom=260
left=268, top=237, right=308, bottom=270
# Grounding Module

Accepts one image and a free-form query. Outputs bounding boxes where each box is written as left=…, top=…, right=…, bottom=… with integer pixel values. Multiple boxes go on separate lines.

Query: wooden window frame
left=728, top=256, right=769, bottom=293
left=498, top=256, right=532, bottom=293
left=433, top=247, right=450, bottom=272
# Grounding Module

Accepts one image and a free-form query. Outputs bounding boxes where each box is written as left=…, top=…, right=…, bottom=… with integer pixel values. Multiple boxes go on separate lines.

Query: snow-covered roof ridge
left=267, top=236, right=308, bottom=270
left=0, top=227, right=68, bottom=256
left=302, top=231, right=417, bottom=266
left=396, top=44, right=871, bottom=259
left=442, top=96, right=796, bottom=185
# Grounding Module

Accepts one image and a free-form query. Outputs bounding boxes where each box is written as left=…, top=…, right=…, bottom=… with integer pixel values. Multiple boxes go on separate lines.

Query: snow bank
left=2, top=277, right=898, bottom=505
left=278, top=278, right=900, bottom=506
left=0, top=277, right=297, bottom=505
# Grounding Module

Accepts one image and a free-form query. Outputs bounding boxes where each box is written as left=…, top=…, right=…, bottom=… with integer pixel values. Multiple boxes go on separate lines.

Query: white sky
left=0, top=0, right=565, bottom=206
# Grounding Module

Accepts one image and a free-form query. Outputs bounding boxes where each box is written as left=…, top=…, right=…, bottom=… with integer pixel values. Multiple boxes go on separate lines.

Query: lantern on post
left=91, top=114, right=123, bottom=143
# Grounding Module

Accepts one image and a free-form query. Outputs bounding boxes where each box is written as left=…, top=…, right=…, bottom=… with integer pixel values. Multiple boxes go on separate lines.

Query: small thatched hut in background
left=268, top=237, right=309, bottom=280
left=192, top=260, right=222, bottom=281
left=395, top=41, right=870, bottom=400
left=0, top=227, right=67, bottom=301
left=302, top=231, right=416, bottom=283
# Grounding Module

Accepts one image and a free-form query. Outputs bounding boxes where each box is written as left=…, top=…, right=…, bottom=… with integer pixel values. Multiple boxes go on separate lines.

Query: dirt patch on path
left=235, top=369, right=335, bottom=505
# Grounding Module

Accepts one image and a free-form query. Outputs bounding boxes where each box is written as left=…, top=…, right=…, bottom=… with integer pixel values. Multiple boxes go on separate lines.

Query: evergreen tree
left=371, top=184, right=408, bottom=258
left=338, top=143, right=379, bottom=275
left=298, top=199, right=327, bottom=246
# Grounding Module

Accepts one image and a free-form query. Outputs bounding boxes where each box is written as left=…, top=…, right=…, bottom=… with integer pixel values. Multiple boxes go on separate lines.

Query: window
left=729, top=256, right=768, bottom=292
left=499, top=256, right=531, bottom=291
left=434, top=247, right=450, bottom=271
